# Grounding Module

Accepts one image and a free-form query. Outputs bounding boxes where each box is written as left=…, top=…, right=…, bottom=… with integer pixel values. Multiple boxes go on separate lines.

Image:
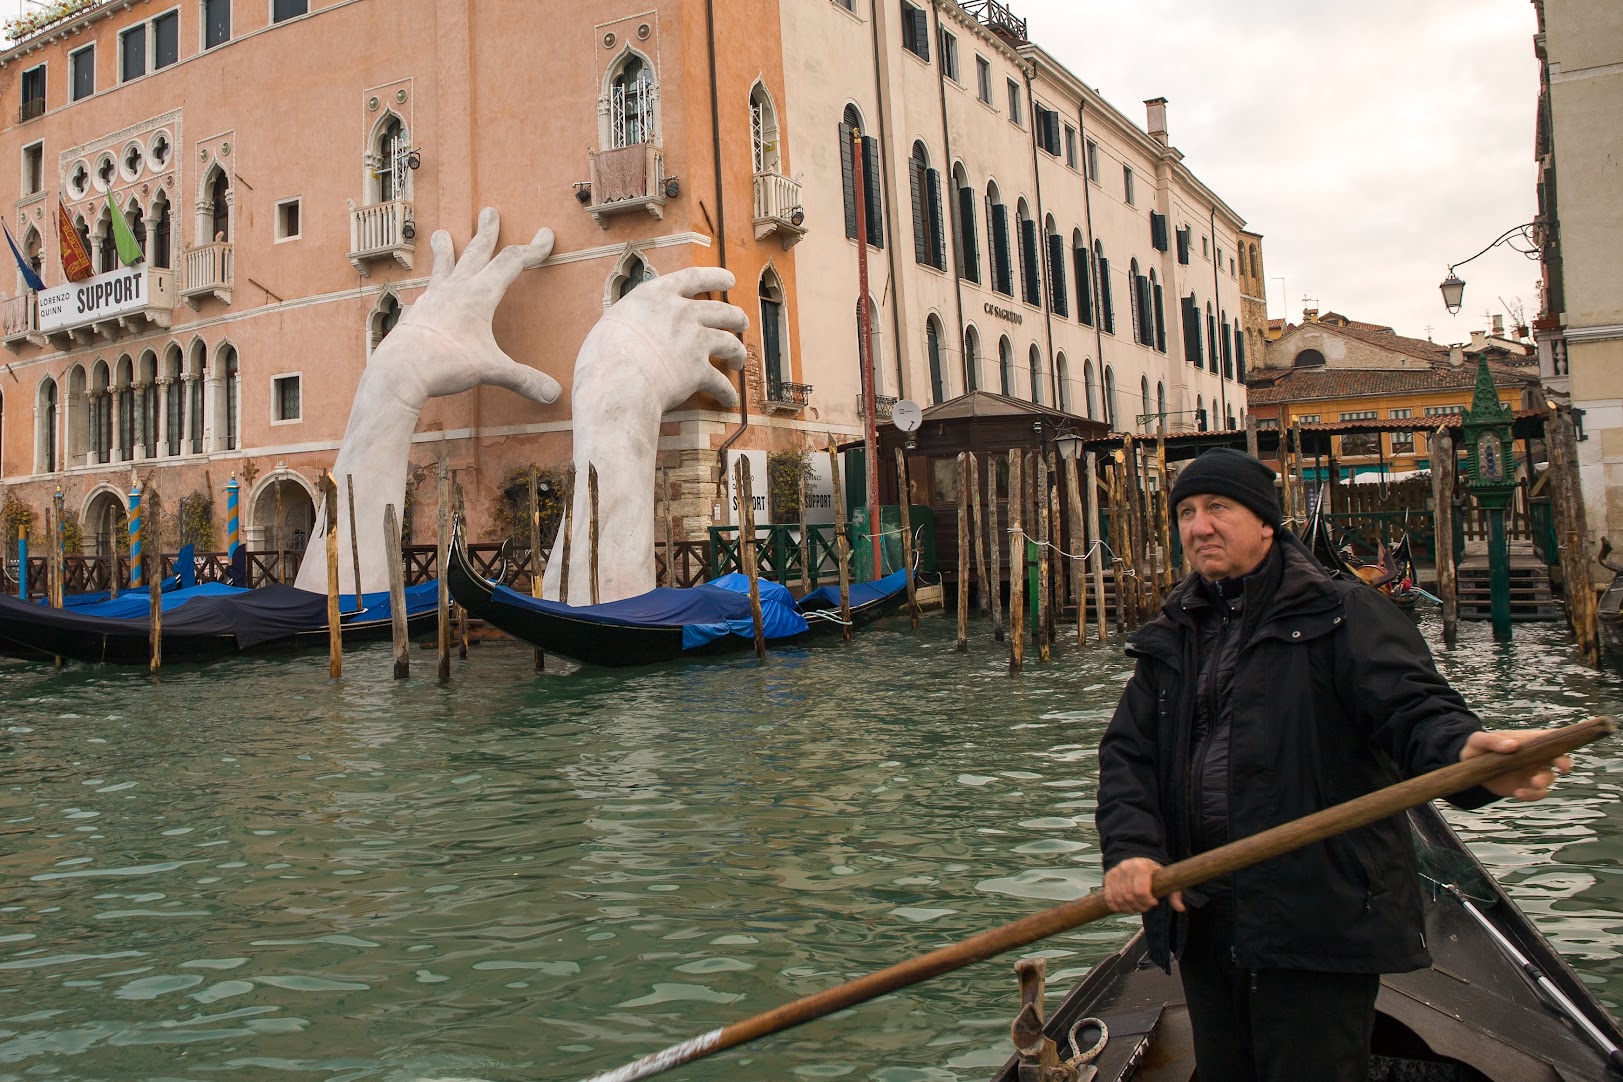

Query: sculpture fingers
left=693, top=363, right=740, bottom=408
left=484, top=353, right=563, bottom=405
left=429, top=229, right=457, bottom=285
left=651, top=265, right=737, bottom=299
left=449, top=207, right=504, bottom=281
left=696, top=328, right=749, bottom=371
left=686, top=299, right=749, bottom=335
left=482, top=228, right=557, bottom=295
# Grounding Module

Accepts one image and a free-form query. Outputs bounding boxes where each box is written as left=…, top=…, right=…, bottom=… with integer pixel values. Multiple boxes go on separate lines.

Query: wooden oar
left=577, top=716, right=1615, bottom=1082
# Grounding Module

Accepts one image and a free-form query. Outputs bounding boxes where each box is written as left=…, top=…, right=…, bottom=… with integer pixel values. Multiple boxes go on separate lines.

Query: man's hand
left=1103, top=857, right=1183, bottom=915
left=369, top=207, right=563, bottom=410
left=575, top=266, right=749, bottom=415
left=1459, top=730, right=1572, bottom=801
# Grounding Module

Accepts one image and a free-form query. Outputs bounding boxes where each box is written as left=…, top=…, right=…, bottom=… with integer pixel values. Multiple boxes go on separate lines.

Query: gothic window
left=609, top=54, right=656, bottom=149
left=1083, top=359, right=1097, bottom=420
left=149, top=192, right=171, bottom=268
left=963, top=325, right=980, bottom=392
left=116, top=356, right=134, bottom=461
left=164, top=344, right=182, bottom=456
left=760, top=270, right=787, bottom=389
left=1056, top=353, right=1070, bottom=413
left=369, top=292, right=402, bottom=352
left=370, top=114, right=410, bottom=204
left=221, top=345, right=239, bottom=452
left=36, top=376, right=57, bottom=473
left=750, top=83, right=780, bottom=175
left=1028, top=344, right=1043, bottom=405
left=927, top=315, right=946, bottom=404
left=207, top=167, right=231, bottom=242
left=998, top=336, right=1014, bottom=397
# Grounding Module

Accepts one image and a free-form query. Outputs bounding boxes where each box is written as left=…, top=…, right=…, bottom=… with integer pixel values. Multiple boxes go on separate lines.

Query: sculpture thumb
left=489, top=355, right=563, bottom=405
left=694, top=364, right=739, bottom=409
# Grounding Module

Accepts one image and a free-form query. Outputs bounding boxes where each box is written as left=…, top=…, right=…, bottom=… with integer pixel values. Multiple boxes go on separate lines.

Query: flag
left=108, top=194, right=143, bottom=267
left=2, top=221, right=44, bottom=292
left=56, top=199, right=92, bottom=283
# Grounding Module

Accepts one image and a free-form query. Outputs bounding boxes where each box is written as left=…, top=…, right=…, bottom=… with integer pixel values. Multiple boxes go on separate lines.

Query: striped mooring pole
left=226, top=474, right=240, bottom=557
left=128, top=480, right=143, bottom=589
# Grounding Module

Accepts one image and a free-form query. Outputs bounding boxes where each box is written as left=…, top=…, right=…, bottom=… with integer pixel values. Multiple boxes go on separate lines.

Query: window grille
left=611, top=61, right=655, bottom=148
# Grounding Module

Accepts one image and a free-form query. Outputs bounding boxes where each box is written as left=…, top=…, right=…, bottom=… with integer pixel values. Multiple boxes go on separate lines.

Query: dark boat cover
left=487, top=576, right=810, bottom=649
left=0, top=584, right=331, bottom=649
left=798, top=569, right=909, bottom=611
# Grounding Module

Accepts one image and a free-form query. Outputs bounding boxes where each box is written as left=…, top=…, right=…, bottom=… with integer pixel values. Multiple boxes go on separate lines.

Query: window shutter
left=917, top=9, right=931, bottom=61
left=1138, top=277, right=1154, bottom=346
left=1235, top=328, right=1246, bottom=381
left=1075, top=247, right=1093, bottom=326
left=1150, top=212, right=1169, bottom=252
left=1153, top=283, right=1166, bottom=353
left=1182, top=297, right=1200, bottom=364
left=1048, top=233, right=1068, bottom=317
left=909, top=160, right=927, bottom=265
left=1020, top=218, right=1040, bottom=306
left=1176, top=226, right=1190, bottom=265
left=862, top=136, right=884, bottom=248
left=1099, top=257, right=1114, bottom=333
left=959, top=188, right=980, bottom=282
left=991, top=202, right=1011, bottom=295
left=840, top=122, right=857, bottom=240
left=926, top=168, right=945, bottom=269
left=1222, top=322, right=1235, bottom=379
left=1208, top=315, right=1218, bottom=373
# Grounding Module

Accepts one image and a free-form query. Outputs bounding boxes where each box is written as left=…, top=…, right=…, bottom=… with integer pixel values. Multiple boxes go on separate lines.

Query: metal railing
left=180, top=241, right=233, bottom=300
left=857, top=394, right=898, bottom=422
left=765, top=379, right=812, bottom=411
left=17, top=97, right=44, bottom=123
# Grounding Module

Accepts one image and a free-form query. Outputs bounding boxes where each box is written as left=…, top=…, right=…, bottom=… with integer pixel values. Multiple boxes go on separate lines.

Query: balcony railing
left=586, top=143, right=667, bottom=227
left=753, top=171, right=806, bottom=248
left=2, top=292, right=38, bottom=350
left=17, top=97, right=43, bottom=123
left=180, top=241, right=233, bottom=306
left=764, top=379, right=812, bottom=412
left=961, top=0, right=1028, bottom=44
left=39, top=268, right=174, bottom=346
left=857, top=393, right=898, bottom=422
left=347, top=198, right=415, bottom=275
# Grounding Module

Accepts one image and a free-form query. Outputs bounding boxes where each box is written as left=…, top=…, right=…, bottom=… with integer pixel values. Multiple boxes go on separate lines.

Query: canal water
left=2, top=611, right=1619, bottom=1082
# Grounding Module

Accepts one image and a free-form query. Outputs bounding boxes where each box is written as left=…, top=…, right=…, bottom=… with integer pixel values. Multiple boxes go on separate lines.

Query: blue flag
left=3, top=221, right=44, bottom=293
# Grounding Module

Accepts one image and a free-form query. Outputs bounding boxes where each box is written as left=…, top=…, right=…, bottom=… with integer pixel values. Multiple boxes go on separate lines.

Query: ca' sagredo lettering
left=75, top=274, right=142, bottom=316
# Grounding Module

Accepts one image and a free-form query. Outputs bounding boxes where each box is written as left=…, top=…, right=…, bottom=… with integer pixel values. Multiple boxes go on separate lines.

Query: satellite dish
left=892, top=399, right=923, bottom=433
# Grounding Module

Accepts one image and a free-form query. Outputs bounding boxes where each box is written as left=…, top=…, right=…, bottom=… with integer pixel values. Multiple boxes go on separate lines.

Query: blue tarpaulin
left=488, top=579, right=810, bottom=651
left=797, top=569, right=909, bottom=612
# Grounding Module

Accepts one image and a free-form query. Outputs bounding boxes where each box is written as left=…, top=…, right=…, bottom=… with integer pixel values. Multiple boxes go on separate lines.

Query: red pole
left=852, top=126, right=883, bottom=580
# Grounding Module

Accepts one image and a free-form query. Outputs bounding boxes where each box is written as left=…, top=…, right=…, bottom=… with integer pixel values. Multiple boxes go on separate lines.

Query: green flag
left=108, top=194, right=143, bottom=267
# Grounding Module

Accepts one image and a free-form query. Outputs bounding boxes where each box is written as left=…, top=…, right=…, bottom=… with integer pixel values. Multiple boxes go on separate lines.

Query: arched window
left=207, top=167, right=231, bottom=242
left=1083, top=359, right=1097, bottom=420
left=996, top=336, right=1015, bottom=397
left=609, top=53, right=657, bottom=148
left=1073, top=229, right=1093, bottom=328
left=760, top=270, right=787, bottom=390
left=163, top=344, right=183, bottom=456
left=1140, top=375, right=1150, bottom=431
left=963, top=325, right=980, bottom=392
left=909, top=142, right=945, bottom=270
left=222, top=346, right=239, bottom=451
left=1293, top=348, right=1325, bottom=368
left=65, top=364, right=87, bottom=464
left=1017, top=199, right=1040, bottom=307
left=19, top=226, right=42, bottom=290
left=1196, top=394, right=1208, bottom=432
left=369, top=292, right=402, bottom=353
left=840, top=105, right=882, bottom=248
left=187, top=341, right=206, bottom=454
left=128, top=202, right=146, bottom=264
left=953, top=163, right=979, bottom=284
left=74, top=215, right=91, bottom=269
left=1226, top=406, right=1236, bottom=430
left=926, top=315, right=946, bottom=404
left=1094, top=240, right=1114, bottom=332
left=1028, top=344, right=1044, bottom=405
left=986, top=181, right=1011, bottom=296
left=1157, top=382, right=1167, bottom=431
left=750, top=83, right=781, bottom=175
left=1234, top=318, right=1247, bottom=382
left=149, top=192, right=171, bottom=268
left=36, top=376, right=57, bottom=473
left=1056, top=353, right=1071, bottom=413
left=1045, top=216, right=1067, bottom=317
left=369, top=114, right=410, bottom=204
left=614, top=253, right=652, bottom=301
left=139, top=350, right=158, bottom=459
left=115, top=355, right=134, bottom=462
left=1221, top=308, right=1234, bottom=379
left=1104, top=365, right=1118, bottom=429
left=96, top=204, right=117, bottom=273
left=1249, top=244, right=1259, bottom=278
left=1206, top=302, right=1218, bottom=373
left=1149, top=268, right=1165, bottom=352
left=91, top=361, right=111, bottom=464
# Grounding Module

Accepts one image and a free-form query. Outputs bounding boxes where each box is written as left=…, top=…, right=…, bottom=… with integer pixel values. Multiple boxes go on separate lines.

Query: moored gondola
left=0, top=580, right=440, bottom=665
left=988, top=803, right=1623, bottom=1082
left=446, top=521, right=911, bottom=667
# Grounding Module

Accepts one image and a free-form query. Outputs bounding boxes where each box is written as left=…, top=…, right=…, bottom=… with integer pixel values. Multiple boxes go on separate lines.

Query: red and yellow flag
left=56, top=199, right=92, bottom=283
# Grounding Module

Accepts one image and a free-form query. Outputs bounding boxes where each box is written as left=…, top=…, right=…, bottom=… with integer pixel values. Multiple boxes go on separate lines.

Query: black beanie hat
left=1169, top=448, right=1282, bottom=527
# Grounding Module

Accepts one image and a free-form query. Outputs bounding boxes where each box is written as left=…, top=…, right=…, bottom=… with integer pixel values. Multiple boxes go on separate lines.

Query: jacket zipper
left=1187, top=610, right=1231, bottom=850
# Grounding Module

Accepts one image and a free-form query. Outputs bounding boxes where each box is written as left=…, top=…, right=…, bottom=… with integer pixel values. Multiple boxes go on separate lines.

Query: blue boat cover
left=345, top=582, right=440, bottom=624
left=797, top=569, right=910, bottom=612
left=0, top=584, right=332, bottom=649
left=60, top=581, right=248, bottom=619
left=488, top=579, right=810, bottom=650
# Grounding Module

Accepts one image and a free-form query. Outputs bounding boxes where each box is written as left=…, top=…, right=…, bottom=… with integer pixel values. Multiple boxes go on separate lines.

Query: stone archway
left=250, top=473, right=316, bottom=581
left=82, top=485, right=128, bottom=558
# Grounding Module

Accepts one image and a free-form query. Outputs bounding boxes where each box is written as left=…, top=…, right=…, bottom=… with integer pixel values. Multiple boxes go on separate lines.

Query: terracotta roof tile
left=1245, top=362, right=1535, bottom=404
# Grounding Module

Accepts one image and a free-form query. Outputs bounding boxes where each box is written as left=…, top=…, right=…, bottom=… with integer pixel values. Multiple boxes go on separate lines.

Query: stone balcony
left=38, top=266, right=174, bottom=348
left=179, top=240, right=233, bottom=307
left=1, top=293, right=41, bottom=351
left=764, top=379, right=812, bottom=413
left=348, top=198, right=416, bottom=275
left=585, top=143, right=668, bottom=227
left=753, top=171, right=806, bottom=249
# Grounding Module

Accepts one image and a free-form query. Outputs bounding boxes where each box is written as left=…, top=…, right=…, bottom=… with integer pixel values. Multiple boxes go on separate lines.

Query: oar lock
left=1011, top=955, right=1108, bottom=1081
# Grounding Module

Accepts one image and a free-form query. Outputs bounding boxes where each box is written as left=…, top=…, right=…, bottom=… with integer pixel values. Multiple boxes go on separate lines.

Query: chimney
left=1304, top=306, right=1320, bottom=323
left=1469, top=330, right=1488, bottom=351
left=1448, top=345, right=1465, bottom=367
left=1492, top=313, right=1505, bottom=337
left=1145, top=97, right=1168, bottom=145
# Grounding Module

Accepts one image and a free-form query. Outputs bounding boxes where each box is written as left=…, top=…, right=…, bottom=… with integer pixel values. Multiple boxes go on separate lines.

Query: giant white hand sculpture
left=542, top=266, right=748, bottom=603
left=295, top=209, right=558, bottom=595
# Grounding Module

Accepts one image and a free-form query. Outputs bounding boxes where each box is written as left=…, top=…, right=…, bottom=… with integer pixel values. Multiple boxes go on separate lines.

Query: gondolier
left=1096, top=447, right=1571, bottom=1082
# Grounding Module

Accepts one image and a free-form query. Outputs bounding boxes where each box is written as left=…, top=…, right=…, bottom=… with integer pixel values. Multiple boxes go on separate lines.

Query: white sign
left=39, top=266, right=151, bottom=333
left=724, top=449, right=838, bottom=525
left=724, top=449, right=769, bottom=525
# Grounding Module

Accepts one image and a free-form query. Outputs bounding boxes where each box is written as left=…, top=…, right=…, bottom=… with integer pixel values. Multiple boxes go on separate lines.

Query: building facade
left=0, top=0, right=1256, bottom=563
left=1532, top=0, right=1623, bottom=544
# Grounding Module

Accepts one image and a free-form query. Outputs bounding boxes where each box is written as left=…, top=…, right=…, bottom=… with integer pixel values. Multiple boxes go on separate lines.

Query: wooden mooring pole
left=529, top=467, right=544, bottom=672
left=558, top=470, right=574, bottom=606
left=147, top=490, right=161, bottom=677
left=454, top=475, right=469, bottom=661
left=1008, top=449, right=1024, bottom=674
left=325, top=474, right=342, bottom=679
left=970, top=452, right=988, bottom=619
left=437, top=455, right=451, bottom=684
left=737, top=456, right=767, bottom=660
left=1036, top=452, right=1051, bottom=662
left=1046, top=450, right=1061, bottom=652
left=1064, top=451, right=1087, bottom=647
left=798, top=469, right=812, bottom=597
left=1086, top=451, right=1107, bottom=643
left=896, top=447, right=918, bottom=630
left=346, top=474, right=362, bottom=613
left=957, top=451, right=970, bottom=653
left=988, top=457, right=1004, bottom=641
left=385, top=502, right=409, bottom=679
left=1432, top=430, right=1459, bottom=648
left=1547, top=406, right=1600, bottom=666
left=827, top=445, right=853, bottom=641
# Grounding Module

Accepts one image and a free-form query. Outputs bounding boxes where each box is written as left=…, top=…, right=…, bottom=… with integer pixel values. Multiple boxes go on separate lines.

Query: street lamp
left=1438, top=221, right=1542, bottom=315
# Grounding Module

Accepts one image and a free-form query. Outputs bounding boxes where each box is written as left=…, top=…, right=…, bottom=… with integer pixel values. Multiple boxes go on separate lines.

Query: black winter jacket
left=1095, top=532, right=1492, bottom=974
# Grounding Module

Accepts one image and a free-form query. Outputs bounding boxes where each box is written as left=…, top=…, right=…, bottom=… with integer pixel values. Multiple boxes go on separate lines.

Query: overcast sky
left=1023, top=0, right=1543, bottom=343
left=1, top=1, right=1541, bottom=344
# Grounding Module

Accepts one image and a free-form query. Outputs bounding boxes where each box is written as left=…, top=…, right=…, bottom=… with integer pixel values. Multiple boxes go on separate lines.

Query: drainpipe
left=931, top=1, right=968, bottom=394
left=708, top=0, right=749, bottom=510
left=1078, top=103, right=1108, bottom=425
left=1210, top=204, right=1227, bottom=429
left=1024, top=64, right=1058, bottom=407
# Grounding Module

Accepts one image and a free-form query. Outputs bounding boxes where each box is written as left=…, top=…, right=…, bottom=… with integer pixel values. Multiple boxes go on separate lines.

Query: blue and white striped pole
left=226, top=474, right=240, bottom=557
left=128, top=481, right=143, bottom=589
